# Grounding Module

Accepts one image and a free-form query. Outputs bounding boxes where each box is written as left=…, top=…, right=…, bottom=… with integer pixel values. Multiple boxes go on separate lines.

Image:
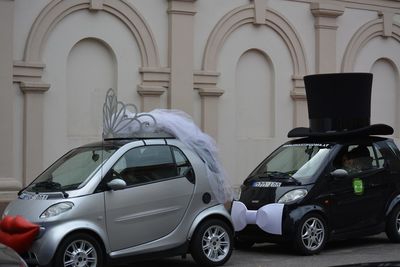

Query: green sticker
left=353, top=178, right=364, bottom=195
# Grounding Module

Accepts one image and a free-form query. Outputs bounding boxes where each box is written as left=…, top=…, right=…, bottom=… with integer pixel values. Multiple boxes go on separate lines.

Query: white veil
left=147, top=109, right=233, bottom=204
left=102, top=89, right=233, bottom=203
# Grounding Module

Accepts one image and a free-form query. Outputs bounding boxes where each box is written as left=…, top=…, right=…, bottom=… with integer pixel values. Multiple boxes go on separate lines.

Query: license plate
left=252, top=181, right=282, bottom=188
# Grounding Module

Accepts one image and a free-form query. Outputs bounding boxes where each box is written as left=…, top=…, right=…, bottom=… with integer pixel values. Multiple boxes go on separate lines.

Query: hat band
left=309, top=118, right=370, bottom=132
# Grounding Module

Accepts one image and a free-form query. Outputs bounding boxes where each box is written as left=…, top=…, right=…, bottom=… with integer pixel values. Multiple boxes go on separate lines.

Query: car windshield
left=26, top=146, right=118, bottom=192
left=250, top=143, right=332, bottom=183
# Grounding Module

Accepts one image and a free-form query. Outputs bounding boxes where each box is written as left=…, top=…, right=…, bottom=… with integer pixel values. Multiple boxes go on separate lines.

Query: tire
left=386, top=204, right=400, bottom=243
left=234, top=236, right=255, bottom=250
left=190, top=219, right=233, bottom=266
left=53, top=232, right=104, bottom=267
left=293, top=213, right=327, bottom=255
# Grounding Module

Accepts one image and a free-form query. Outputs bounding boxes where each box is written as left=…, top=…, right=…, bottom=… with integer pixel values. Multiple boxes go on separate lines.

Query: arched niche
left=66, top=37, right=117, bottom=148
left=202, top=5, right=308, bottom=77
left=235, top=49, right=275, bottom=139
left=342, top=18, right=400, bottom=72
left=370, top=58, right=400, bottom=138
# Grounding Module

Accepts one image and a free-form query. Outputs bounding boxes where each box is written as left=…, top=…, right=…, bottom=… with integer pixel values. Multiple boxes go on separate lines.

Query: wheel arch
left=286, top=205, right=330, bottom=237
left=386, top=194, right=400, bottom=217
left=187, top=204, right=233, bottom=241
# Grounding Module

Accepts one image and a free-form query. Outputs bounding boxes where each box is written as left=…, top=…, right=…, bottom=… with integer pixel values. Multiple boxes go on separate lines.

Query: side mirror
left=107, top=178, right=127, bottom=191
left=330, top=169, right=349, bottom=179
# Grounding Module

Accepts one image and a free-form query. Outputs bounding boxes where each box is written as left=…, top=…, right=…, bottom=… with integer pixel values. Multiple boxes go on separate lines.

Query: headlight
left=233, top=184, right=245, bottom=201
left=278, top=189, right=308, bottom=204
left=40, top=202, right=74, bottom=219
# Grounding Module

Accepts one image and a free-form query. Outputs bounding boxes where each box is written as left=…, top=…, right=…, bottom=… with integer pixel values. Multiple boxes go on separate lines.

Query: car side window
left=172, top=146, right=196, bottom=183
left=371, top=143, right=385, bottom=169
left=113, top=145, right=178, bottom=186
left=335, top=144, right=380, bottom=174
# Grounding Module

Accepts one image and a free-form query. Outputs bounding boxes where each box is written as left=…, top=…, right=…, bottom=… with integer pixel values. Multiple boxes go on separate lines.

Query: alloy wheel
left=202, top=225, right=230, bottom=262
left=301, top=217, right=325, bottom=251
left=63, top=239, right=98, bottom=267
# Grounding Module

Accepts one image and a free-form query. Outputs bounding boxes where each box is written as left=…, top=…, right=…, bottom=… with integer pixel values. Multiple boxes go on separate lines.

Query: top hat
left=288, top=73, right=393, bottom=138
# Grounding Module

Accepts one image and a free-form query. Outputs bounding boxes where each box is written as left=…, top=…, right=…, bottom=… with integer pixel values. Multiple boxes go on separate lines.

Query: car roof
left=79, top=136, right=177, bottom=149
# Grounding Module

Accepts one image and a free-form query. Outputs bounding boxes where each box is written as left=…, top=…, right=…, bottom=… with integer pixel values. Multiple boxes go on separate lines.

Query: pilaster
left=311, top=2, right=344, bottom=73
left=194, top=71, right=223, bottom=139
left=168, top=0, right=197, bottom=116
left=0, top=0, right=20, bottom=203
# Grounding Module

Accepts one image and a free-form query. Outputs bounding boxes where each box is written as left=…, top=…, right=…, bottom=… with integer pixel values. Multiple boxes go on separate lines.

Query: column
left=194, top=71, right=223, bottom=140
left=0, top=0, right=20, bottom=207
left=311, top=2, right=344, bottom=73
left=167, top=0, right=196, bottom=116
left=20, top=82, right=50, bottom=184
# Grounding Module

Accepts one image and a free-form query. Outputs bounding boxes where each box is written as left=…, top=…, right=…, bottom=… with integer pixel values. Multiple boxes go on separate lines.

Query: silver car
left=3, top=137, right=233, bottom=267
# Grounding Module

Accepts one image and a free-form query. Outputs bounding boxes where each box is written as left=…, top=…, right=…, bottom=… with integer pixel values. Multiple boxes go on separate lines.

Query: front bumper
left=231, top=201, right=284, bottom=235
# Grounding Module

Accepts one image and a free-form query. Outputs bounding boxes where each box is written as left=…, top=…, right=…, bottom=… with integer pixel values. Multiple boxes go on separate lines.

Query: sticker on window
left=253, top=181, right=282, bottom=188
left=353, top=178, right=364, bottom=195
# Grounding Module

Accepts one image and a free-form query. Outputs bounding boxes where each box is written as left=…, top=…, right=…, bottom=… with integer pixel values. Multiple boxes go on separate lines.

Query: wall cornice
left=288, top=0, right=400, bottom=12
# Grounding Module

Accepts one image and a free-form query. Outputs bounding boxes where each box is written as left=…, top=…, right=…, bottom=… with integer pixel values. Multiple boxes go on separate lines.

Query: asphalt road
left=109, top=233, right=400, bottom=267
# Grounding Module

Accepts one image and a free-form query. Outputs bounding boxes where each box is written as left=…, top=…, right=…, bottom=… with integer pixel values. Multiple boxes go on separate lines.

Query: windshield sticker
left=283, top=143, right=330, bottom=148
left=253, top=181, right=282, bottom=188
left=353, top=178, right=364, bottom=195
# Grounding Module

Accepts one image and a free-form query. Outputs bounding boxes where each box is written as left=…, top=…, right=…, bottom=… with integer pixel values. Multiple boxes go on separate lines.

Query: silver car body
left=3, top=138, right=232, bottom=266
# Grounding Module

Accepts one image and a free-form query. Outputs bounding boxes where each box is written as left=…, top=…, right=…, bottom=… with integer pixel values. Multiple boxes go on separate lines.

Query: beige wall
left=1, top=0, right=400, bottom=206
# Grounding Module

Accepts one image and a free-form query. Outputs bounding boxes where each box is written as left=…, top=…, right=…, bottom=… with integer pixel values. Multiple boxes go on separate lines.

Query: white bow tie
left=231, top=201, right=284, bottom=235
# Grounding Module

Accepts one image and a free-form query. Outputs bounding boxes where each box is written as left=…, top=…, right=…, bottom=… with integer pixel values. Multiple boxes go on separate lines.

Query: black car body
left=232, top=136, right=400, bottom=254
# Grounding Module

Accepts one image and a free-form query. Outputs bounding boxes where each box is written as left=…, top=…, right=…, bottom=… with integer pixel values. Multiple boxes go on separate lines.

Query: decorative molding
left=24, top=0, right=160, bottom=67
left=139, top=67, right=170, bottom=87
left=13, top=61, right=46, bottom=83
left=89, top=0, right=104, bottom=10
left=290, top=75, right=306, bottom=100
left=342, top=18, right=400, bottom=71
left=286, top=0, right=400, bottom=11
left=137, top=85, right=166, bottom=96
left=311, top=2, right=345, bottom=18
left=253, top=0, right=267, bottom=25
left=20, top=82, right=50, bottom=93
left=379, top=10, right=395, bottom=37
left=167, top=0, right=196, bottom=15
left=202, top=5, right=308, bottom=77
left=193, top=71, right=220, bottom=89
left=311, top=2, right=344, bottom=30
left=198, top=87, right=225, bottom=97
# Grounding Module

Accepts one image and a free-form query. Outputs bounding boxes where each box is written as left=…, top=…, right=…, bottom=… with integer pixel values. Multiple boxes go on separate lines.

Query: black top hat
left=288, top=73, right=393, bottom=138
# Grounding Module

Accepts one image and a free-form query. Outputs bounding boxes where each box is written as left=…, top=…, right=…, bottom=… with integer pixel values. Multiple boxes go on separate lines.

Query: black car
left=232, top=136, right=400, bottom=254
left=231, top=73, right=400, bottom=255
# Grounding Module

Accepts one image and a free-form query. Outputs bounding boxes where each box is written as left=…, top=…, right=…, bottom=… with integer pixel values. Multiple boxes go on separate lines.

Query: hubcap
left=396, top=211, right=400, bottom=234
left=301, top=217, right=325, bottom=251
left=63, top=240, right=97, bottom=267
left=202, top=225, right=230, bottom=262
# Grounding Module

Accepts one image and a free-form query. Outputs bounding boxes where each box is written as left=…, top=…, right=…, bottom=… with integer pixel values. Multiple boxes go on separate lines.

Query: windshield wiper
left=32, top=181, right=69, bottom=198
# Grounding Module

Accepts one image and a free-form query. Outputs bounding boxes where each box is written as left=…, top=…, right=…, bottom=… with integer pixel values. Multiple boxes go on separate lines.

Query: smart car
left=231, top=72, right=400, bottom=255
left=232, top=136, right=400, bottom=254
left=2, top=135, right=233, bottom=267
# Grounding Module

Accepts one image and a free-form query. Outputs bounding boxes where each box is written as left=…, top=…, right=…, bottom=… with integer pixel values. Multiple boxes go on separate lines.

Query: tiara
left=102, top=89, right=158, bottom=139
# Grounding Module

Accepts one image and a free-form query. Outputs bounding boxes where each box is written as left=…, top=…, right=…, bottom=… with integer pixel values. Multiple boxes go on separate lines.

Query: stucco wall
left=1, top=0, right=400, bottom=206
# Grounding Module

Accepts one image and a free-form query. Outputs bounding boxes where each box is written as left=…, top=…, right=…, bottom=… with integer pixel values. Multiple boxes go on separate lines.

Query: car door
left=104, top=143, right=195, bottom=251
left=329, top=142, right=389, bottom=233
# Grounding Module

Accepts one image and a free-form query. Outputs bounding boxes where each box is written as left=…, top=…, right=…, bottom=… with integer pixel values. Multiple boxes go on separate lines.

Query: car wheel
left=190, top=219, right=233, bottom=266
left=53, top=232, right=104, bottom=267
left=234, top=236, right=255, bottom=250
left=293, top=213, right=327, bottom=255
left=386, top=204, right=400, bottom=243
